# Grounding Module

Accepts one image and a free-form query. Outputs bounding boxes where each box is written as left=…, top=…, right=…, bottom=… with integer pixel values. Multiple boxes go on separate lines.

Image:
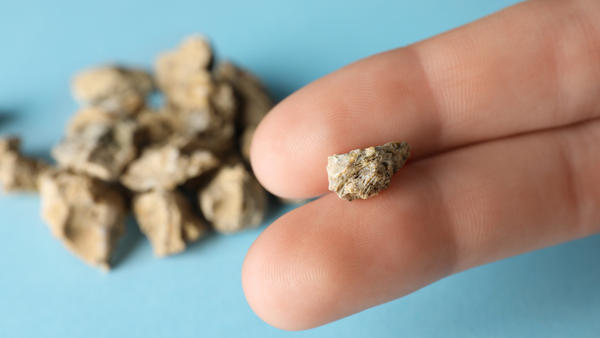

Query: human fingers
left=243, top=118, right=600, bottom=330
left=252, top=0, right=600, bottom=199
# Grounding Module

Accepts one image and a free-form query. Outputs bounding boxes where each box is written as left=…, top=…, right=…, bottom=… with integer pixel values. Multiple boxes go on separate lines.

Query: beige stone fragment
left=121, top=139, right=220, bottom=192
left=52, top=119, right=141, bottom=181
left=214, top=62, right=274, bottom=127
left=0, top=136, right=48, bottom=192
left=38, top=169, right=126, bottom=270
left=133, top=190, right=206, bottom=257
left=72, top=66, right=153, bottom=115
left=166, top=105, right=215, bottom=135
left=166, top=72, right=214, bottom=110
left=65, top=107, right=121, bottom=137
left=156, top=35, right=212, bottom=87
left=327, top=141, right=411, bottom=201
left=158, top=93, right=236, bottom=143
left=211, top=82, right=237, bottom=123
left=156, top=36, right=214, bottom=110
left=199, top=163, right=266, bottom=234
left=136, top=109, right=176, bottom=144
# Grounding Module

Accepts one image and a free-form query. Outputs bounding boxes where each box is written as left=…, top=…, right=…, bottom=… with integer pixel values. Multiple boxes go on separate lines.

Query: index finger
left=251, top=0, right=600, bottom=199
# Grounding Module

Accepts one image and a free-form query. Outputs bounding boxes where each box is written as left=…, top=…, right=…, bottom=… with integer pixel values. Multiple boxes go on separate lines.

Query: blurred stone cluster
left=0, top=35, right=272, bottom=270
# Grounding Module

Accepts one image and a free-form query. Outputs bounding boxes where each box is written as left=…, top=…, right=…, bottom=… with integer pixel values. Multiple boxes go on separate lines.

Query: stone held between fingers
left=327, top=141, right=411, bottom=201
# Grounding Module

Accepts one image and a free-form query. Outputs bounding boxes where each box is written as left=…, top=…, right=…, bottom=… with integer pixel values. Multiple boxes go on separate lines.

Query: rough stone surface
left=121, top=138, right=220, bottom=192
left=65, top=107, right=121, bottom=137
left=136, top=108, right=177, bottom=144
left=38, top=169, right=127, bottom=270
left=155, top=37, right=238, bottom=149
left=0, top=136, right=48, bottom=192
left=214, top=62, right=273, bottom=128
left=199, top=163, right=266, bottom=234
left=156, top=35, right=214, bottom=110
left=52, top=118, right=141, bottom=181
left=327, top=141, right=411, bottom=201
left=72, top=66, right=153, bottom=115
left=133, top=190, right=206, bottom=257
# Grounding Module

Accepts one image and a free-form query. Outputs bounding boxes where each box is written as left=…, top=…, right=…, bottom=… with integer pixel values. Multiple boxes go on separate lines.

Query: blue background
left=1, top=0, right=599, bottom=337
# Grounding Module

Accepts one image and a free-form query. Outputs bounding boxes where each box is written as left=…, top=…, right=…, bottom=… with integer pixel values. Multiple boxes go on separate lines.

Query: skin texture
left=243, top=0, right=600, bottom=331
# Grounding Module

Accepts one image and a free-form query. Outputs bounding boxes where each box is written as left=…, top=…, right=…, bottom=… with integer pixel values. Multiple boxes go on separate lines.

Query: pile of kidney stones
left=0, top=35, right=288, bottom=270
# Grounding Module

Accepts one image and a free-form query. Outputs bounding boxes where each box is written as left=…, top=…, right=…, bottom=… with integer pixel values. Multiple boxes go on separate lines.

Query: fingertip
left=242, top=180, right=454, bottom=330
left=241, top=200, right=337, bottom=330
left=250, top=98, right=329, bottom=199
left=249, top=43, right=446, bottom=200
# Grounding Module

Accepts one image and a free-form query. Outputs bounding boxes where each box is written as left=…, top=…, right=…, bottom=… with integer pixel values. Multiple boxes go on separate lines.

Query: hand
left=242, top=0, right=600, bottom=330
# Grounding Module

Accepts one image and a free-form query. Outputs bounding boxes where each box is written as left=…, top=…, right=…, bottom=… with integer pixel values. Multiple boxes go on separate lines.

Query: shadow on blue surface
left=0, top=110, right=18, bottom=128
left=111, top=215, right=145, bottom=269
left=400, top=234, right=600, bottom=337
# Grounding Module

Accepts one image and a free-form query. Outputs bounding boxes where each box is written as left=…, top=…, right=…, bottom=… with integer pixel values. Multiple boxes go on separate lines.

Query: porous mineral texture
left=52, top=118, right=141, bottom=181
left=72, top=66, right=153, bottom=115
left=155, top=37, right=239, bottom=153
left=199, top=163, right=266, bottom=234
left=38, top=169, right=127, bottom=270
left=133, top=190, right=206, bottom=257
left=327, top=141, right=411, bottom=201
left=0, top=136, right=48, bottom=192
left=120, top=138, right=220, bottom=192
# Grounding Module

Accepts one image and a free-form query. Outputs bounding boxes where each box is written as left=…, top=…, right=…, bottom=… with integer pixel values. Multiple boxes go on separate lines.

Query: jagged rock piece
left=156, top=36, right=214, bottom=110
left=121, top=138, right=220, bottom=192
left=166, top=73, right=214, bottom=110
left=65, top=107, right=121, bottom=137
left=199, top=163, right=266, bottom=234
left=167, top=105, right=215, bottom=135
left=156, top=35, right=213, bottom=86
left=211, top=82, right=237, bottom=123
left=214, top=61, right=274, bottom=127
left=136, top=109, right=177, bottom=144
left=327, top=141, right=411, bottom=201
left=133, top=190, right=206, bottom=257
left=0, top=153, right=48, bottom=193
left=0, top=136, right=48, bottom=192
left=52, top=119, right=141, bottom=181
left=72, top=66, right=153, bottom=115
left=38, top=169, right=126, bottom=270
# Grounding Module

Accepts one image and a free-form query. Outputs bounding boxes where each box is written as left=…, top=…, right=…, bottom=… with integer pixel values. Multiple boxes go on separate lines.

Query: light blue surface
left=1, top=0, right=599, bottom=337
